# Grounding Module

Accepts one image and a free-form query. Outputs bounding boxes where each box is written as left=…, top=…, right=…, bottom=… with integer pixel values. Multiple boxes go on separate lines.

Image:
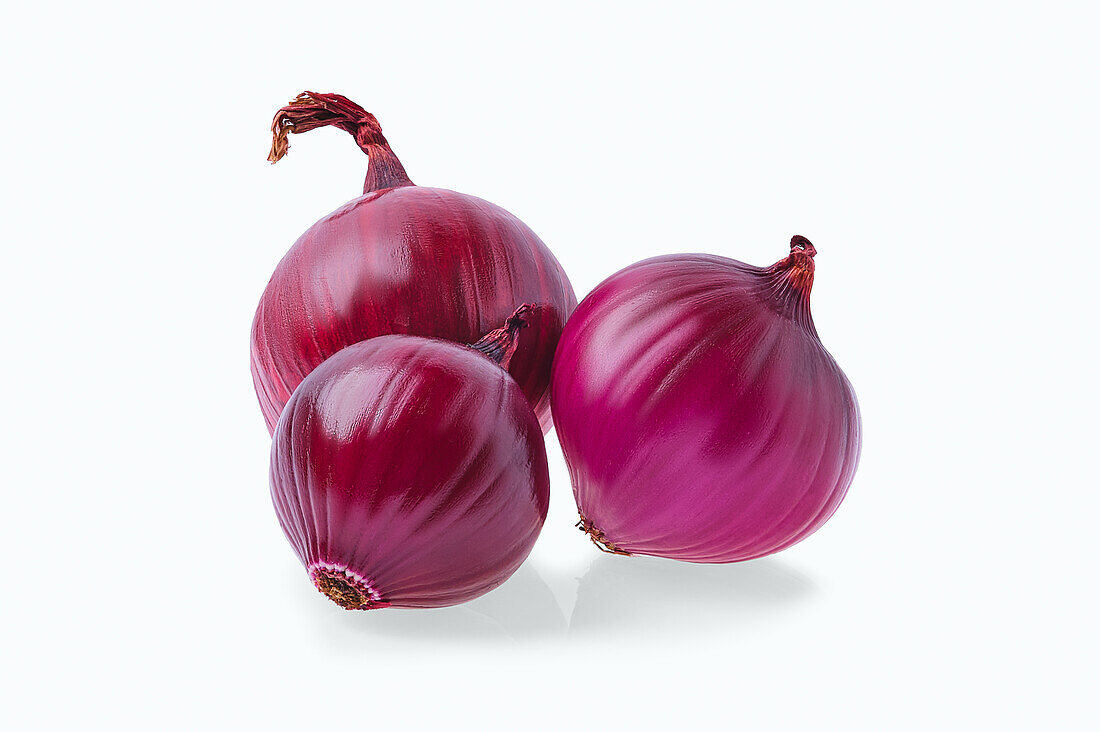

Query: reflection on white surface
left=318, top=563, right=568, bottom=643
left=570, top=554, right=817, bottom=636
left=296, top=554, right=815, bottom=645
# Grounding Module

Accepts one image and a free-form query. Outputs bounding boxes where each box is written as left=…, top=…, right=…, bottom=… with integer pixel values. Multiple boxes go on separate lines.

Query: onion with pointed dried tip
left=270, top=306, right=549, bottom=609
left=550, top=237, right=861, bottom=563
left=252, top=92, right=576, bottom=434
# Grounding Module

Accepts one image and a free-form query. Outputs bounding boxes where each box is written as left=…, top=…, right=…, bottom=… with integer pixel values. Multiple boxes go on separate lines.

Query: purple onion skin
left=251, top=188, right=575, bottom=435
left=270, top=335, right=550, bottom=609
left=252, top=92, right=576, bottom=436
left=550, top=237, right=861, bottom=563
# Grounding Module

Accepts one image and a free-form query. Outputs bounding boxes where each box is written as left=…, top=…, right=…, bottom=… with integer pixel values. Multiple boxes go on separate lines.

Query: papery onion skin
left=270, top=311, right=549, bottom=609
left=252, top=92, right=576, bottom=434
left=550, top=237, right=861, bottom=563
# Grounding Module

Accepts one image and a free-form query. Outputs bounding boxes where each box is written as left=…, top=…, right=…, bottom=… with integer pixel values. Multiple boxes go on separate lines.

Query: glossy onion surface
left=252, top=92, right=576, bottom=434
left=550, top=238, right=861, bottom=563
left=271, top=335, right=550, bottom=609
left=252, top=188, right=575, bottom=433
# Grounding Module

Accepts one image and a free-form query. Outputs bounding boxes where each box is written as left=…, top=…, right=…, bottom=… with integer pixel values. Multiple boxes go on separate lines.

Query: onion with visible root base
left=270, top=307, right=549, bottom=609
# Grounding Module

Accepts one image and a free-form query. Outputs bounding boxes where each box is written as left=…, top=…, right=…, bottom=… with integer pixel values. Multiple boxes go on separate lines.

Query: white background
left=2, top=2, right=1097, bottom=729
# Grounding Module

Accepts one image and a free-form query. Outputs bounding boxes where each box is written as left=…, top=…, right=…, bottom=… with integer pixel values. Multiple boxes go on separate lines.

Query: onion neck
left=759, top=235, right=817, bottom=332
left=469, top=305, right=534, bottom=368
left=268, top=91, right=414, bottom=193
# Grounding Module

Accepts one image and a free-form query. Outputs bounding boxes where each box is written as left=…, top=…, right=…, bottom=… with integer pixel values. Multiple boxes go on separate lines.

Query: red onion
left=270, top=307, right=549, bottom=609
left=252, top=92, right=576, bottom=434
left=550, top=236, right=861, bottom=563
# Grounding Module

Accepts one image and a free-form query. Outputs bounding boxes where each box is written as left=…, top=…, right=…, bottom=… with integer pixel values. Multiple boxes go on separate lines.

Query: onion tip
left=789, top=234, right=816, bottom=257
left=266, top=91, right=414, bottom=191
left=469, top=304, right=535, bottom=367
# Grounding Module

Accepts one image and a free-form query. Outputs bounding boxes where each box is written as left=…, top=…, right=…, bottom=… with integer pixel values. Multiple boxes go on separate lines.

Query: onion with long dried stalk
left=270, top=307, right=549, bottom=609
left=252, top=92, right=576, bottom=434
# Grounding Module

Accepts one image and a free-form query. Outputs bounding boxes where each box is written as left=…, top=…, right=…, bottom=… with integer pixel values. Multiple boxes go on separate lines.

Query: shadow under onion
left=569, top=554, right=818, bottom=636
left=315, top=563, right=567, bottom=643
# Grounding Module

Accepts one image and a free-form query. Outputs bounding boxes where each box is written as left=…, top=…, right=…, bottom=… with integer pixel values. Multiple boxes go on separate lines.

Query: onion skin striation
left=252, top=92, right=576, bottom=434
left=550, top=237, right=861, bottom=563
left=270, top=308, right=549, bottom=609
